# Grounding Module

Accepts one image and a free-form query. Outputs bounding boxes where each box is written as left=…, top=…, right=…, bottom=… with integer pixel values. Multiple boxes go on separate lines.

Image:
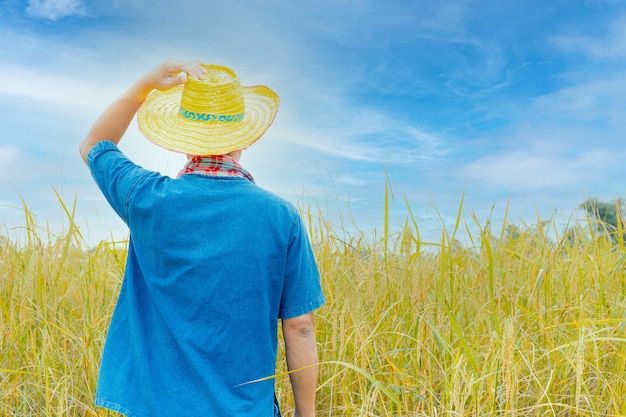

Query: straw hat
left=137, top=64, right=279, bottom=155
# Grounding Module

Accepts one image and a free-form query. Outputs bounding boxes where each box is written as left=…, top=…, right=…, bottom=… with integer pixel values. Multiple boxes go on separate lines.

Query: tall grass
left=2, top=194, right=626, bottom=416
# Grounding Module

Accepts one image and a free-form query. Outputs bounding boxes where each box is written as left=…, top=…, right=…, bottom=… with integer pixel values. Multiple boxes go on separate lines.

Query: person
left=79, top=59, right=326, bottom=417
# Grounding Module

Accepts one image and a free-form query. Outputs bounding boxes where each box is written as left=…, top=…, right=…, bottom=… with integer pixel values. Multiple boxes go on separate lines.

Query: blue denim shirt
left=88, top=141, right=325, bottom=417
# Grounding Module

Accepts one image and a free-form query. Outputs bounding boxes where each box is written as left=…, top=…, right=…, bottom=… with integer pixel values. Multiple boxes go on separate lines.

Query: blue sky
left=1, top=0, right=626, bottom=246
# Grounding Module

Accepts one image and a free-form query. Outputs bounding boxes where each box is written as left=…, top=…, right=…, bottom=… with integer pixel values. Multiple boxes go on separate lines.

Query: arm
left=282, top=312, right=319, bottom=417
left=79, top=59, right=206, bottom=163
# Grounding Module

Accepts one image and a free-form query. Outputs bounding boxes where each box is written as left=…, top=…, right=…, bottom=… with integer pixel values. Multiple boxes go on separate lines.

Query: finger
left=161, top=59, right=205, bottom=80
left=181, top=61, right=207, bottom=80
left=163, top=73, right=187, bottom=88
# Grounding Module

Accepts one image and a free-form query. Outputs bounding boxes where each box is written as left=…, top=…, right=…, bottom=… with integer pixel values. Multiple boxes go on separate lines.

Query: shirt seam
left=123, top=173, right=152, bottom=220
left=87, top=140, right=118, bottom=165
left=279, top=292, right=326, bottom=319
left=179, top=173, right=251, bottom=181
left=95, top=397, right=139, bottom=417
left=87, top=141, right=153, bottom=221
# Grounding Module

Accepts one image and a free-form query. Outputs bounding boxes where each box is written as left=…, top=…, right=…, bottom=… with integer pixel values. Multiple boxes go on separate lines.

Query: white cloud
left=534, top=78, right=626, bottom=125
left=272, top=118, right=445, bottom=165
left=0, top=64, right=122, bottom=114
left=26, top=0, right=86, bottom=21
left=0, top=145, right=20, bottom=170
left=461, top=147, right=615, bottom=190
left=551, top=15, right=626, bottom=59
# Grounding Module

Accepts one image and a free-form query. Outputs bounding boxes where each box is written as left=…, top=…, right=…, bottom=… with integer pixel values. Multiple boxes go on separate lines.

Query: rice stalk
left=4, top=194, right=626, bottom=415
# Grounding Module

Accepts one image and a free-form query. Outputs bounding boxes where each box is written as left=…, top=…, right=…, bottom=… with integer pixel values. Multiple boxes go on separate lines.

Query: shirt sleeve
left=279, top=213, right=326, bottom=319
left=87, top=141, right=156, bottom=224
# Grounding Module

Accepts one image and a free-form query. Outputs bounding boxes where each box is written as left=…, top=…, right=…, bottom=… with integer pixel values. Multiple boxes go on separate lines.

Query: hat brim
left=137, top=85, right=279, bottom=155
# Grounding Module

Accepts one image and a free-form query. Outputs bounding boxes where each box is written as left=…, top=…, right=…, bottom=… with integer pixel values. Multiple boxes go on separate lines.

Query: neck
left=187, top=149, right=242, bottom=161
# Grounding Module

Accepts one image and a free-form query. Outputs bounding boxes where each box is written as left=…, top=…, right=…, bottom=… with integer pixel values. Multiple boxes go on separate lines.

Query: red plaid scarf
left=177, top=155, right=255, bottom=182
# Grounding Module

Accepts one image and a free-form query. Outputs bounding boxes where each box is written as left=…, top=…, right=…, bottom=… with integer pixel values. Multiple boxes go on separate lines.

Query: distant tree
left=579, top=198, right=625, bottom=244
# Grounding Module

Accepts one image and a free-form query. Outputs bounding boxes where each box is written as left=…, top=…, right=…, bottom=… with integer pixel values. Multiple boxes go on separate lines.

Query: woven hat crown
left=179, top=65, right=245, bottom=121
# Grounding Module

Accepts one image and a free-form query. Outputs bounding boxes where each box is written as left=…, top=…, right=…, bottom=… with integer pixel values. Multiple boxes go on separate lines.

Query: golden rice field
left=2, top=197, right=626, bottom=416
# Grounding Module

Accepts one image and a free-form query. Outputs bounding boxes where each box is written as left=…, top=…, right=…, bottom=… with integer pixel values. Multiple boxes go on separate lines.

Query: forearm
left=79, top=79, right=151, bottom=162
left=283, top=314, right=319, bottom=417
left=79, top=59, right=206, bottom=163
left=287, top=350, right=318, bottom=417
